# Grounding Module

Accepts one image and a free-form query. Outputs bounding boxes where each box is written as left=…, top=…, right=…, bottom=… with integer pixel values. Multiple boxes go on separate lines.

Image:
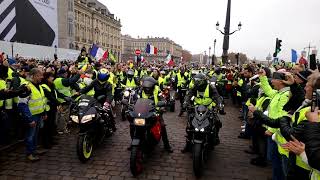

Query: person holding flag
left=77, top=47, right=92, bottom=71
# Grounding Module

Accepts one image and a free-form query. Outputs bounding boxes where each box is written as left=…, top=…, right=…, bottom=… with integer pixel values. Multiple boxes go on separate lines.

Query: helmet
left=127, top=69, right=134, bottom=79
left=142, top=77, right=157, bottom=95
left=194, top=73, right=207, bottom=90
left=97, top=68, right=109, bottom=82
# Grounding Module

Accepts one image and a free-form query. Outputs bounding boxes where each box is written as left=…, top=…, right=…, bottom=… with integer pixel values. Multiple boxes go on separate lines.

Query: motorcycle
left=122, top=98, right=166, bottom=176
left=70, top=95, right=115, bottom=163
left=161, top=85, right=176, bottom=112
left=187, top=104, right=218, bottom=177
left=121, top=87, right=137, bottom=121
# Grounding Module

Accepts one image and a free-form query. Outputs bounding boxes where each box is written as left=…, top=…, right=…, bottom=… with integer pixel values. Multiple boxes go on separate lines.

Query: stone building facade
left=121, top=35, right=183, bottom=63
left=58, top=0, right=121, bottom=59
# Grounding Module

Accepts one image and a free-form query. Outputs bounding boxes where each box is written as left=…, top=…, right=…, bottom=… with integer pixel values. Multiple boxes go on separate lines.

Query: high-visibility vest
left=158, top=77, right=164, bottom=86
left=194, top=84, right=216, bottom=109
left=311, top=169, right=320, bottom=180
left=53, top=78, right=71, bottom=103
left=142, top=85, right=159, bottom=106
left=78, top=56, right=89, bottom=69
left=27, top=82, right=46, bottom=115
left=40, top=84, right=55, bottom=112
left=108, top=72, right=116, bottom=95
left=78, top=82, right=95, bottom=96
left=126, top=78, right=137, bottom=88
left=14, top=77, right=27, bottom=103
left=237, top=78, right=244, bottom=97
left=0, top=80, right=6, bottom=108
left=189, top=80, right=195, bottom=89
left=177, top=73, right=186, bottom=88
left=4, top=80, right=12, bottom=109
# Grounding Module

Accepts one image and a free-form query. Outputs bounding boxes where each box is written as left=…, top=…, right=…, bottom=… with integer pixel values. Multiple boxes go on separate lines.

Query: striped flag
left=146, top=43, right=158, bottom=55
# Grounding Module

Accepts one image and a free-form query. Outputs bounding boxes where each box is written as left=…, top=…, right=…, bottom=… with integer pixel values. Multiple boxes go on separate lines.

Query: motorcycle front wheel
left=77, top=134, right=93, bottom=163
left=130, top=146, right=143, bottom=176
left=193, top=143, right=203, bottom=177
left=169, top=101, right=175, bottom=112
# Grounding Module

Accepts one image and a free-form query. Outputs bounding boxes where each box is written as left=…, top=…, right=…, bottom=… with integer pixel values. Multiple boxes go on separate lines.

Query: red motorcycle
left=160, top=85, right=176, bottom=112
left=122, top=98, right=166, bottom=176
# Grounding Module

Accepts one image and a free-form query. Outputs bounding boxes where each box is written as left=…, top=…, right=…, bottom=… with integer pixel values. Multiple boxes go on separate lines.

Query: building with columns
left=121, top=35, right=183, bottom=63
left=58, top=0, right=121, bottom=59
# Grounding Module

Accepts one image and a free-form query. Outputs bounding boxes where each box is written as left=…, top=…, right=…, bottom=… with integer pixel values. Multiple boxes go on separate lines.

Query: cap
left=297, top=70, right=312, bottom=83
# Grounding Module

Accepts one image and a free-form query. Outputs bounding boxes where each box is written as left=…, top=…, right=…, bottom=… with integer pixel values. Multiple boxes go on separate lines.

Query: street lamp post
left=216, top=0, right=242, bottom=64
left=209, top=46, right=211, bottom=65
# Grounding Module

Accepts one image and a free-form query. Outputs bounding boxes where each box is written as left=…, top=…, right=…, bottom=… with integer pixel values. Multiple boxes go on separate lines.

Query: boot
left=26, top=154, right=40, bottom=162
left=161, top=126, right=173, bottom=153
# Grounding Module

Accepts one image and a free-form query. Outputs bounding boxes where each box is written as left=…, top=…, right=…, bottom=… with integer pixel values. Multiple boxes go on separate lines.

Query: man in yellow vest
left=181, top=73, right=224, bottom=153
left=54, top=67, right=81, bottom=134
left=18, top=68, right=47, bottom=162
left=134, top=77, right=173, bottom=153
left=0, top=63, right=29, bottom=145
left=121, top=69, right=138, bottom=89
left=77, top=47, right=92, bottom=70
left=175, top=67, right=189, bottom=116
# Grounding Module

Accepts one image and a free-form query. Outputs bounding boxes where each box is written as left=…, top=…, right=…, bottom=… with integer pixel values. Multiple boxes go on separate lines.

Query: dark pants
left=178, top=88, right=187, bottom=111
left=287, top=165, right=310, bottom=180
left=41, top=109, right=56, bottom=148
left=267, top=137, right=285, bottom=180
left=0, top=109, right=9, bottom=145
left=25, top=115, right=41, bottom=155
left=252, top=125, right=267, bottom=160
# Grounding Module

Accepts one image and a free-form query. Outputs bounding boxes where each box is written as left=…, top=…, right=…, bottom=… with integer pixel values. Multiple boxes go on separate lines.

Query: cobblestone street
left=0, top=100, right=271, bottom=180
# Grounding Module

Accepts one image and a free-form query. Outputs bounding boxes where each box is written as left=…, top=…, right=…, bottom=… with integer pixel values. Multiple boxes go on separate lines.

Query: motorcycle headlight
left=81, top=114, right=95, bottom=123
left=124, top=91, right=130, bottom=97
left=167, top=86, right=171, bottom=89
left=70, top=115, right=79, bottom=123
left=134, top=118, right=145, bottom=126
left=195, top=128, right=199, bottom=132
left=200, top=128, right=205, bottom=132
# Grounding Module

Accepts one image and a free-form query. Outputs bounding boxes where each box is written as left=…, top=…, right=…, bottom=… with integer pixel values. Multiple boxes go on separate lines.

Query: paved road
left=0, top=100, right=271, bottom=180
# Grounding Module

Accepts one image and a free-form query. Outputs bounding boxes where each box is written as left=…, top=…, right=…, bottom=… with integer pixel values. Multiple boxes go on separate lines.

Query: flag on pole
left=90, top=44, right=108, bottom=61
left=165, top=53, right=175, bottom=66
left=109, top=50, right=116, bottom=63
left=146, top=43, right=158, bottom=55
left=291, top=49, right=298, bottom=63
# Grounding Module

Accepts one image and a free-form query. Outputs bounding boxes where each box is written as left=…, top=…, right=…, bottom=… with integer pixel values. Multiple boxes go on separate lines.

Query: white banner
left=0, top=0, right=58, bottom=47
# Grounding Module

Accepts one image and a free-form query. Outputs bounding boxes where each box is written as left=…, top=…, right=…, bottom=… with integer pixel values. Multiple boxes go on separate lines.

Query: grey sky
left=102, top=0, right=320, bottom=61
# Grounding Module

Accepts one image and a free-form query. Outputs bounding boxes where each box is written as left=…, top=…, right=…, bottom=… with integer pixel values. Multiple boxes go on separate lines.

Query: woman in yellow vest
left=40, top=72, right=60, bottom=149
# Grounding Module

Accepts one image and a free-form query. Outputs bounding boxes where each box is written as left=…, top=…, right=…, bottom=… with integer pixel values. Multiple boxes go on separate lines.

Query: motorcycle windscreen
left=192, top=117, right=210, bottom=130
left=78, top=95, right=97, bottom=116
left=132, top=98, right=155, bottom=118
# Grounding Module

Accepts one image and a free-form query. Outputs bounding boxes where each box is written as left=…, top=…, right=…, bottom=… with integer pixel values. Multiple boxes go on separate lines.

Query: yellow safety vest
left=27, top=82, right=46, bottom=115
left=126, top=78, right=137, bottom=88
left=0, top=80, right=6, bottom=107
left=40, top=84, right=54, bottom=112
left=53, top=78, right=71, bottom=103
left=78, top=82, right=95, bottom=97
left=142, top=86, right=159, bottom=106
left=194, top=85, right=216, bottom=109
left=177, top=73, right=186, bottom=88
left=311, top=169, right=320, bottom=180
left=78, top=56, right=89, bottom=69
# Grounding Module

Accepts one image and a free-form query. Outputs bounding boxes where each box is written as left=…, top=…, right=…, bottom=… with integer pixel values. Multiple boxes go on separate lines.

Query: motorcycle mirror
left=191, top=96, right=195, bottom=101
left=97, top=95, right=106, bottom=103
left=121, top=99, right=129, bottom=105
left=157, top=101, right=166, bottom=107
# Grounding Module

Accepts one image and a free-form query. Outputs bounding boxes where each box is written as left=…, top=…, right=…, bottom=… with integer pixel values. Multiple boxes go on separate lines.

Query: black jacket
left=80, top=79, right=113, bottom=103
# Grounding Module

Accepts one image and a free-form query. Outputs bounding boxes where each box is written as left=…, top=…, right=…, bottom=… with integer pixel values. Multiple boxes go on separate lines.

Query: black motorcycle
left=123, top=98, right=166, bottom=176
left=70, top=95, right=115, bottom=163
left=187, top=105, right=217, bottom=177
left=121, top=87, right=137, bottom=121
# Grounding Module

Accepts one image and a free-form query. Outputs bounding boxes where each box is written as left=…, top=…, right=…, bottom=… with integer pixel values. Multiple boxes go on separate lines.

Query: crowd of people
left=0, top=47, right=320, bottom=180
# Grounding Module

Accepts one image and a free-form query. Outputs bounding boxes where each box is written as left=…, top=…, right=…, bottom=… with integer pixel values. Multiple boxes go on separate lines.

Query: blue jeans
left=242, top=103, right=251, bottom=136
left=25, top=115, right=41, bottom=155
left=281, top=155, right=289, bottom=179
left=267, top=137, right=284, bottom=180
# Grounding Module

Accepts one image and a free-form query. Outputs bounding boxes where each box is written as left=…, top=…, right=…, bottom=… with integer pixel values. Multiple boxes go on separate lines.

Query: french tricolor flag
left=146, top=43, right=158, bottom=55
left=90, top=44, right=108, bottom=61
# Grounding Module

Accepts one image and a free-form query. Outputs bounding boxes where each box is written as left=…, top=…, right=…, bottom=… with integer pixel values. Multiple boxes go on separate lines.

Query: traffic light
left=273, top=38, right=282, bottom=57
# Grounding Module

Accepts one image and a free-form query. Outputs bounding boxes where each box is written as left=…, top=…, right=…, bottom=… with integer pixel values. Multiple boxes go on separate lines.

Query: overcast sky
left=102, top=0, right=320, bottom=61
